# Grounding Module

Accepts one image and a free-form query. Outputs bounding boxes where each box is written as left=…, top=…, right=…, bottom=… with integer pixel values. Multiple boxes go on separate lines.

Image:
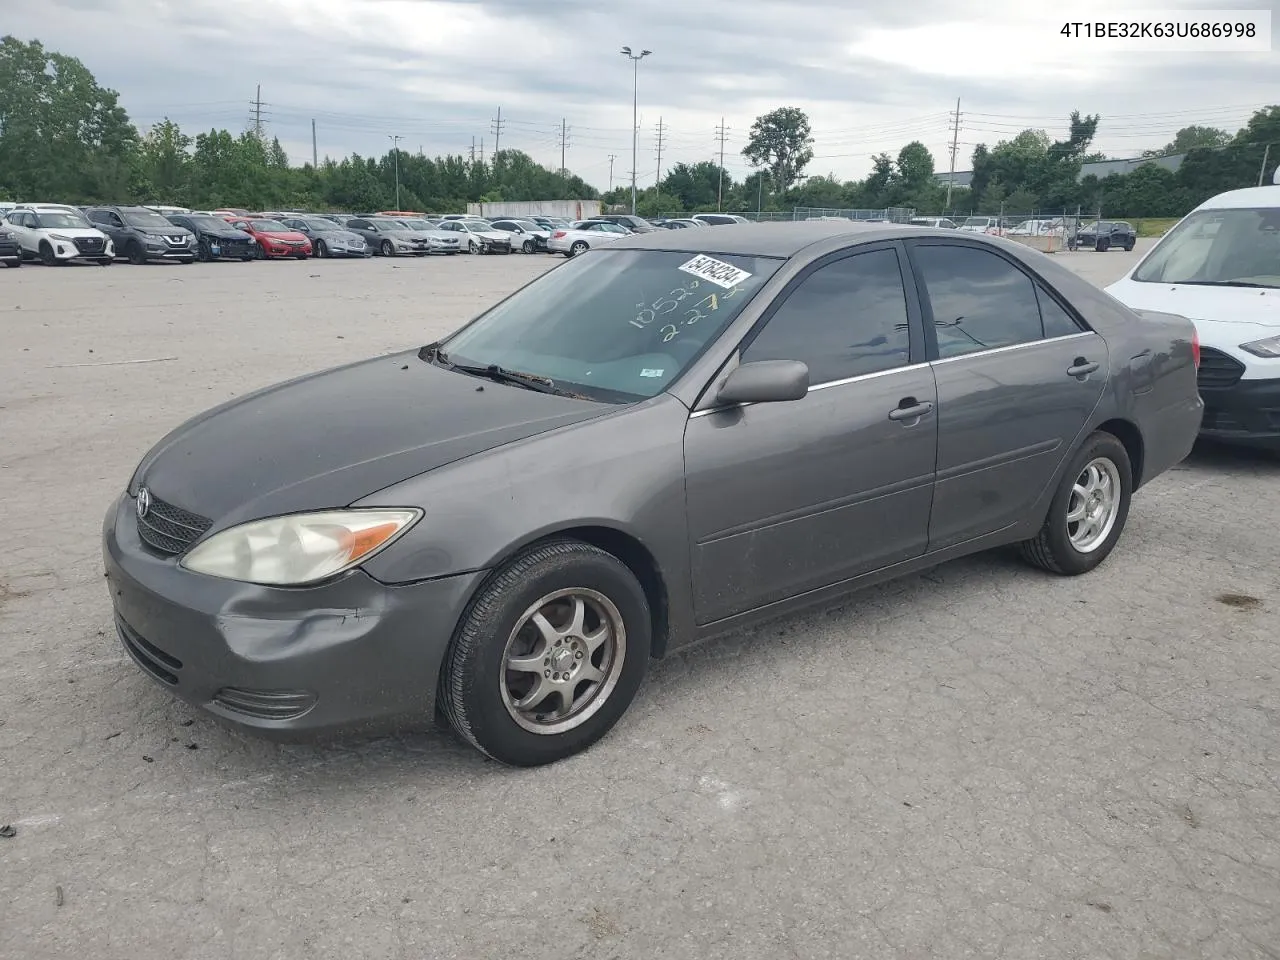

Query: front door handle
left=888, top=399, right=934, bottom=422
left=1068, top=358, right=1100, bottom=379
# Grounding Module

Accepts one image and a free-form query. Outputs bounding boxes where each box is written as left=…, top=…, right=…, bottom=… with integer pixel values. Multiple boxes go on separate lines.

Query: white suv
left=1105, top=176, right=1280, bottom=452
left=4, top=205, right=115, bottom=266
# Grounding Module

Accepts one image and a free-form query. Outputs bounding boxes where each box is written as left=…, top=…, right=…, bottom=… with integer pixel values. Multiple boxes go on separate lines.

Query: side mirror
left=715, top=360, right=809, bottom=405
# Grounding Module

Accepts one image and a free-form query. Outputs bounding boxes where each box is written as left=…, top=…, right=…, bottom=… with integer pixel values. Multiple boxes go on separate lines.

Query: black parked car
left=167, top=214, right=258, bottom=262
left=1074, top=220, right=1136, bottom=252
left=86, top=206, right=196, bottom=264
left=595, top=213, right=660, bottom=233
left=0, top=224, right=21, bottom=267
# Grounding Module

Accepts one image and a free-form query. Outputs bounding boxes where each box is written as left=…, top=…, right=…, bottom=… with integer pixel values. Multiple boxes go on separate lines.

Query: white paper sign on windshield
left=678, top=254, right=752, bottom=289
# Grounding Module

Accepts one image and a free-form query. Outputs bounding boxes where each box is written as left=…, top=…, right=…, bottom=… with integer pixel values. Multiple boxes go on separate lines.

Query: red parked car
left=226, top=217, right=312, bottom=259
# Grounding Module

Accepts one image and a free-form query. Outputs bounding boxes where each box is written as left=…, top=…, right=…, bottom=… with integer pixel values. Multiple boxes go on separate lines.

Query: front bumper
left=260, top=243, right=311, bottom=258
left=46, top=238, right=115, bottom=262
left=142, top=243, right=195, bottom=261
left=102, top=494, right=486, bottom=737
left=1198, top=376, right=1280, bottom=449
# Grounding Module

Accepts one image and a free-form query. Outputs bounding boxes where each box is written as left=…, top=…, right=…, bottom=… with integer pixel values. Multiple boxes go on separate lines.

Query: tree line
left=2, top=36, right=1276, bottom=220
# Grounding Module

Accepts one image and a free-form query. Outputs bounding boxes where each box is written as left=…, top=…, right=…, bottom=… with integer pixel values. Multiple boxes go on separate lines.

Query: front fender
left=354, top=395, right=696, bottom=647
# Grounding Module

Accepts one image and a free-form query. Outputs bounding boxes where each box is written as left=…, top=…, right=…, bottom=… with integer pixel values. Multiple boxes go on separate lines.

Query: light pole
left=388, top=134, right=403, bottom=209
left=756, top=170, right=769, bottom=218
left=620, top=46, right=651, bottom=215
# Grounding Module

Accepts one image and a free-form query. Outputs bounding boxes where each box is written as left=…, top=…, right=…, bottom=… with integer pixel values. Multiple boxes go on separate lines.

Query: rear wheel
left=196, top=239, right=211, bottom=262
left=569, top=240, right=588, bottom=257
left=1019, top=431, right=1132, bottom=576
left=441, top=540, right=650, bottom=766
left=315, top=239, right=328, bottom=258
left=1124, top=239, right=1135, bottom=252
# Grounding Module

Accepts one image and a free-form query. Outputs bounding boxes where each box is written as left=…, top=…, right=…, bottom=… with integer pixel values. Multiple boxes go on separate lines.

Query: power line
left=654, top=117, right=667, bottom=192
left=490, top=106, right=505, bottom=157
left=714, top=118, right=729, bottom=211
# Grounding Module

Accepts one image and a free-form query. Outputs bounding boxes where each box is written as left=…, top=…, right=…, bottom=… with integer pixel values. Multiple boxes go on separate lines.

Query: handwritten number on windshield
left=630, top=279, right=733, bottom=339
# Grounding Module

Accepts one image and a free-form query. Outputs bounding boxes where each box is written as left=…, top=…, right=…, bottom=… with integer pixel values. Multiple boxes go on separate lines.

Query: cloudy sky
left=11, top=0, right=1278, bottom=190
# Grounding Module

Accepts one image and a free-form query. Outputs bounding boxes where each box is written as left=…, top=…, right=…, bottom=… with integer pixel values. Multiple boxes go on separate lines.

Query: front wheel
left=440, top=540, right=650, bottom=766
left=315, top=240, right=328, bottom=259
left=522, top=239, right=536, bottom=254
left=98, top=258, right=112, bottom=267
left=39, top=243, right=59, bottom=267
left=1096, top=239, right=1110, bottom=252
left=380, top=239, right=395, bottom=257
left=127, top=243, right=147, bottom=265
left=1019, top=431, right=1133, bottom=576
left=1124, top=240, right=1135, bottom=252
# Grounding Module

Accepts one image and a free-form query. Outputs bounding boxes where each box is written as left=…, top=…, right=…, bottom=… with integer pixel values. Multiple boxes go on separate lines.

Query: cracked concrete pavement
left=1, top=241, right=1278, bottom=959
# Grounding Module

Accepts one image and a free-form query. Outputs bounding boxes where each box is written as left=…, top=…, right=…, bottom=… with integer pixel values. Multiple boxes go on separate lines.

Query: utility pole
left=388, top=134, right=403, bottom=210
left=654, top=117, right=667, bottom=194
left=558, top=118, right=570, bottom=187
left=480, top=138, right=484, bottom=165
left=757, top=170, right=769, bottom=216
left=470, top=137, right=476, bottom=164
left=249, top=84, right=267, bottom=138
left=621, top=47, right=652, bottom=215
left=608, top=154, right=616, bottom=192
left=491, top=106, right=505, bottom=160
left=311, top=119, right=318, bottom=168
left=714, top=118, right=729, bottom=212
left=1259, top=142, right=1273, bottom=186
left=946, top=97, right=962, bottom=210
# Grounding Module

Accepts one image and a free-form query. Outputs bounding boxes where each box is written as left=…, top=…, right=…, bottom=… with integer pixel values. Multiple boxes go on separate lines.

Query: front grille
left=117, top=616, right=183, bottom=685
left=214, top=687, right=318, bottom=720
left=163, top=235, right=189, bottom=246
left=136, top=493, right=213, bottom=555
left=1197, top=347, right=1246, bottom=389
left=74, top=237, right=105, bottom=254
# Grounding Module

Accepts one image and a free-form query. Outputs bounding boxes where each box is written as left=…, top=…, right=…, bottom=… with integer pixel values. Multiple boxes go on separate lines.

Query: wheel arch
left=1094, top=417, right=1145, bottom=488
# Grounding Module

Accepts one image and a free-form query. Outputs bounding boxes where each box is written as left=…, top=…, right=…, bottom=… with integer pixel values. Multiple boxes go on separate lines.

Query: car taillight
left=1191, top=328, right=1200, bottom=367
left=552, top=231, right=566, bottom=239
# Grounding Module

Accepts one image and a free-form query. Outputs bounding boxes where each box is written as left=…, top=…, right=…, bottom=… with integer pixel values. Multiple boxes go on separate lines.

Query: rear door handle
left=888, top=400, right=934, bottom=422
left=1068, top=358, right=1100, bottom=379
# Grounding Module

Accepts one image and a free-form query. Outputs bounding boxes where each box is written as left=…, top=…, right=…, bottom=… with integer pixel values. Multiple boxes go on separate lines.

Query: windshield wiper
left=420, top=344, right=562, bottom=394
left=1174, top=279, right=1277, bottom=289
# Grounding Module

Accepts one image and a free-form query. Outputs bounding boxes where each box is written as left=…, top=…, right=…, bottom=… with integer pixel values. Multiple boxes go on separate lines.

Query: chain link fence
left=791, top=206, right=916, bottom=222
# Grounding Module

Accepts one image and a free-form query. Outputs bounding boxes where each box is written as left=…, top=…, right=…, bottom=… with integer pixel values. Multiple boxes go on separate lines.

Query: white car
left=434, top=219, right=514, bottom=254
left=1105, top=181, right=1280, bottom=452
left=909, top=217, right=959, bottom=229
left=958, top=216, right=1003, bottom=235
left=547, top=220, right=631, bottom=256
left=393, top=218, right=463, bottom=255
left=486, top=217, right=553, bottom=253
left=4, top=205, right=115, bottom=265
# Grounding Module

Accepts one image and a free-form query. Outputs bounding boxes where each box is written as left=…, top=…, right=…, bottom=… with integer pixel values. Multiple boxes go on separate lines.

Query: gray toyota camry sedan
left=104, top=222, right=1204, bottom=766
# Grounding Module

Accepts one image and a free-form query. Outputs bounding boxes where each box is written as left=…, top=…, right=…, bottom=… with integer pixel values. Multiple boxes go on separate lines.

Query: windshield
left=401, top=219, right=434, bottom=230
left=461, top=220, right=493, bottom=231
left=1132, top=207, right=1280, bottom=288
left=961, top=217, right=990, bottom=227
left=186, top=215, right=229, bottom=230
left=373, top=220, right=409, bottom=232
left=301, top=218, right=337, bottom=231
left=250, top=220, right=290, bottom=232
left=438, top=249, right=782, bottom=402
left=513, top=220, right=541, bottom=230
left=124, top=211, right=177, bottom=230
left=35, top=212, right=91, bottom=229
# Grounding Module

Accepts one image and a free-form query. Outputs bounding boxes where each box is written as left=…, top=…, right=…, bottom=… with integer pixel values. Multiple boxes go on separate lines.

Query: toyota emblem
left=136, top=487, right=152, bottom=519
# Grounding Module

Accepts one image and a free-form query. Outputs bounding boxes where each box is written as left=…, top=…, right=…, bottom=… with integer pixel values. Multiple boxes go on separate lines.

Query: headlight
left=1239, top=335, right=1280, bottom=359
left=144, top=233, right=164, bottom=243
left=180, top=508, right=421, bottom=586
left=50, top=233, right=74, bottom=241
left=247, top=236, right=258, bottom=244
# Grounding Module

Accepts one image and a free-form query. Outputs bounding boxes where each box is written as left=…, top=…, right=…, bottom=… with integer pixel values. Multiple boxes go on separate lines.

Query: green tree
left=742, top=106, right=814, bottom=193
left=895, top=142, right=935, bottom=191
left=136, top=119, right=192, bottom=202
left=0, top=35, right=139, bottom=201
left=1145, top=125, right=1232, bottom=157
left=660, top=161, right=725, bottom=211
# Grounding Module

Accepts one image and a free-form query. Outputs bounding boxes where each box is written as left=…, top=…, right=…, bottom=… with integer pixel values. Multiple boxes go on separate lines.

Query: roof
left=607, top=219, right=909, bottom=257
left=1194, top=185, right=1280, bottom=211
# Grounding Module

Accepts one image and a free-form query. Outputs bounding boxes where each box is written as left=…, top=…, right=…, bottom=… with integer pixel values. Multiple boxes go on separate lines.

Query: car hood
left=40, top=227, right=108, bottom=239
left=258, top=230, right=308, bottom=242
left=475, top=231, right=511, bottom=241
left=319, top=230, right=364, bottom=243
left=422, top=230, right=460, bottom=241
left=131, top=350, right=609, bottom=527
left=1106, top=278, right=1280, bottom=329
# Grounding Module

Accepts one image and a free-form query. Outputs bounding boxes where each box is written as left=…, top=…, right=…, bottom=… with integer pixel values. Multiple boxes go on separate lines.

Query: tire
left=98, top=258, right=112, bottom=267
left=39, top=243, right=58, bottom=267
left=381, top=239, right=395, bottom=257
left=522, top=239, right=535, bottom=254
left=4, top=258, right=20, bottom=268
left=1124, top=240, right=1135, bottom=252
left=1096, top=239, right=1110, bottom=252
left=1019, top=431, right=1133, bottom=576
left=569, top=240, right=588, bottom=257
left=469, top=240, right=480, bottom=255
left=127, top=242, right=147, bottom=265
left=441, top=539, right=650, bottom=766
left=315, top=240, right=328, bottom=259
left=196, top=239, right=211, bottom=262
